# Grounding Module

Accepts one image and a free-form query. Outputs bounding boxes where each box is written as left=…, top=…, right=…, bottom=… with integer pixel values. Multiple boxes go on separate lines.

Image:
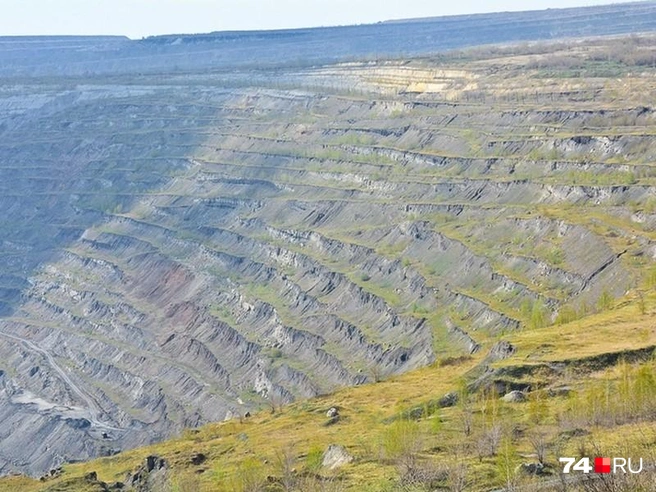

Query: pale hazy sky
left=0, top=0, right=636, bottom=39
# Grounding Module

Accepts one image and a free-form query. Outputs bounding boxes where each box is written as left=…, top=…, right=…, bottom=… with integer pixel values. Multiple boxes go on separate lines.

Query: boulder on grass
left=502, top=390, right=526, bottom=403
left=322, top=445, right=353, bottom=470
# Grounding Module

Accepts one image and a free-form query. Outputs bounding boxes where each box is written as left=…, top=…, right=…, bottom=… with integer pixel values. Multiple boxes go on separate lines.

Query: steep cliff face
left=1, top=34, right=656, bottom=475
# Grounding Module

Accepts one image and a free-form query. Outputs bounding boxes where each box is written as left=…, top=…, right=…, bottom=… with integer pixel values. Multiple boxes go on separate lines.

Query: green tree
left=496, top=436, right=519, bottom=490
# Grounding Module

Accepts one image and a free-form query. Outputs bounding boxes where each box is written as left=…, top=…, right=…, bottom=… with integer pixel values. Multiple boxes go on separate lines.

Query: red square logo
left=595, top=457, right=611, bottom=474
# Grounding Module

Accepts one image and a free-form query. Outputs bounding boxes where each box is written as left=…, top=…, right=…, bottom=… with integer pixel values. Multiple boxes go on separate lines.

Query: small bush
left=380, top=419, right=423, bottom=463
left=597, top=289, right=614, bottom=311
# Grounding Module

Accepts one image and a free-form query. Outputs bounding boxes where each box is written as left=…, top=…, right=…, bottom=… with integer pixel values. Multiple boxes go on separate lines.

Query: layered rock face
left=1, top=32, right=656, bottom=475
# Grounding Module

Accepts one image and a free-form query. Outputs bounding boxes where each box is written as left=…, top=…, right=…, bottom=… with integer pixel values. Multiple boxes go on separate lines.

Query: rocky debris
left=438, top=392, right=459, bottom=408
left=40, top=471, right=123, bottom=491
left=389, top=391, right=463, bottom=421
left=322, top=445, right=354, bottom=470
left=326, top=407, right=339, bottom=418
left=517, top=462, right=552, bottom=476
left=39, top=466, right=62, bottom=481
left=547, top=386, right=572, bottom=397
left=189, top=453, right=207, bottom=466
left=502, top=390, right=527, bottom=403
left=100, top=446, right=122, bottom=457
left=124, top=456, right=168, bottom=492
left=70, top=470, right=124, bottom=490
left=487, top=341, right=516, bottom=362
left=404, top=406, right=426, bottom=420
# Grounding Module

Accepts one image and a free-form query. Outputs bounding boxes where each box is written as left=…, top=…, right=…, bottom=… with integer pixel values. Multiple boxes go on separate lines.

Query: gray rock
left=84, top=471, right=98, bottom=482
left=502, top=390, right=527, bottom=403
left=488, top=341, right=516, bottom=362
left=438, top=392, right=459, bottom=408
left=322, top=444, right=353, bottom=470
left=190, top=453, right=206, bottom=466
left=517, top=462, right=551, bottom=476
left=547, top=386, right=572, bottom=397
left=125, top=456, right=168, bottom=492
left=326, top=407, right=339, bottom=418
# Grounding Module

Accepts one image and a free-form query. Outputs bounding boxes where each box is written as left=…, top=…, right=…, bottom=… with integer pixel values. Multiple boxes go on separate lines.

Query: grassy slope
left=5, top=289, right=655, bottom=491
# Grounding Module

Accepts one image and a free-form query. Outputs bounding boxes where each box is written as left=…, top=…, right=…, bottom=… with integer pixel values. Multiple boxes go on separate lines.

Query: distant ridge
left=383, top=0, right=653, bottom=23
left=2, top=1, right=656, bottom=76
left=0, top=35, right=129, bottom=41
left=144, top=0, right=656, bottom=42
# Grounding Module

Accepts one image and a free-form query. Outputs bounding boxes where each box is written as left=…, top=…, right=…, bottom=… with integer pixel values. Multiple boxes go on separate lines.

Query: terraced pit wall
left=1, top=36, right=656, bottom=475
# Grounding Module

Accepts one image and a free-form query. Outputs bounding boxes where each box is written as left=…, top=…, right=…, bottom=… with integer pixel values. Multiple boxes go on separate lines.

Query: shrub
left=380, top=419, right=423, bottom=463
left=597, top=289, right=614, bottom=311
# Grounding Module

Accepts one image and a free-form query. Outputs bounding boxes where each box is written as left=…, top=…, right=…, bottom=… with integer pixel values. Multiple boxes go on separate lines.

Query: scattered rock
left=517, top=462, right=552, bottom=476
left=84, top=471, right=98, bottom=482
left=488, top=341, right=516, bottom=362
left=547, top=386, right=572, bottom=397
left=322, top=444, right=354, bottom=470
left=125, top=455, right=168, bottom=492
left=190, top=453, right=207, bottom=466
left=326, top=407, right=339, bottom=418
left=145, top=456, right=165, bottom=473
left=100, top=446, right=122, bottom=457
left=438, top=392, right=458, bottom=408
left=502, top=390, right=527, bottom=403
left=237, top=432, right=248, bottom=441
left=46, top=471, right=113, bottom=490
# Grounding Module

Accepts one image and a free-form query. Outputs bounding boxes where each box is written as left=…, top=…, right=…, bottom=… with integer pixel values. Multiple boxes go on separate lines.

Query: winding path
left=0, top=328, right=123, bottom=433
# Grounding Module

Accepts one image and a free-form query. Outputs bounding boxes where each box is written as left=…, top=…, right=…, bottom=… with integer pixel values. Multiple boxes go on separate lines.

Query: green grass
left=10, top=289, right=656, bottom=492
